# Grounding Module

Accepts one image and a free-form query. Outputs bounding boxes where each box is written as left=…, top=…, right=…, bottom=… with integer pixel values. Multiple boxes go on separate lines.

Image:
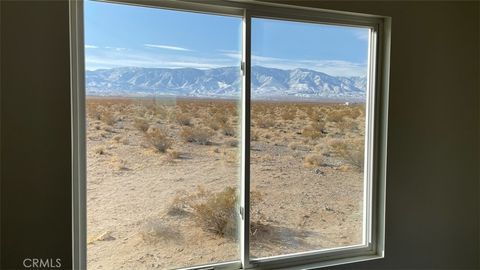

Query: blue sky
left=84, top=0, right=369, bottom=76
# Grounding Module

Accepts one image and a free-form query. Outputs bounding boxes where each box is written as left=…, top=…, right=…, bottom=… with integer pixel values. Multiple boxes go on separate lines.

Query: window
left=70, top=1, right=390, bottom=269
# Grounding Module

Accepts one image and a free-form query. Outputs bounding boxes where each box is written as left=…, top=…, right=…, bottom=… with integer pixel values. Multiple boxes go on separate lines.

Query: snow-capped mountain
left=86, top=66, right=366, bottom=100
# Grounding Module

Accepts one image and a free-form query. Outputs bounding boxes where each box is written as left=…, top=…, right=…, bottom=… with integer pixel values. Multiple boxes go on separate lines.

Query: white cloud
left=144, top=44, right=192, bottom=51
left=222, top=52, right=241, bottom=60
left=353, top=29, right=369, bottom=41
left=104, top=46, right=127, bottom=51
left=85, top=44, right=98, bottom=49
left=85, top=48, right=236, bottom=70
left=85, top=47, right=367, bottom=77
left=304, top=59, right=367, bottom=77
left=222, top=51, right=367, bottom=77
left=223, top=52, right=367, bottom=77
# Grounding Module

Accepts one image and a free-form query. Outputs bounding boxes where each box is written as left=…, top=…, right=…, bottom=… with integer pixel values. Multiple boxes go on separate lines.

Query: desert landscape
left=86, top=97, right=366, bottom=269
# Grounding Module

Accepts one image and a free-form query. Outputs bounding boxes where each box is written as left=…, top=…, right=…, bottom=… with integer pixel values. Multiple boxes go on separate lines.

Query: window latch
left=240, top=61, right=245, bottom=76
left=239, top=206, right=245, bottom=220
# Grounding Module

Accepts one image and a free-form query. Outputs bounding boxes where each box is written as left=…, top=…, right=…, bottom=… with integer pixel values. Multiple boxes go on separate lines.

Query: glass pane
left=85, top=1, right=242, bottom=269
left=250, top=17, right=369, bottom=258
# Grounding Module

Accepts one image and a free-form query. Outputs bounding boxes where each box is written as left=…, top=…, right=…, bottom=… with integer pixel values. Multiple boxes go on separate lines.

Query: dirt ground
left=86, top=97, right=365, bottom=269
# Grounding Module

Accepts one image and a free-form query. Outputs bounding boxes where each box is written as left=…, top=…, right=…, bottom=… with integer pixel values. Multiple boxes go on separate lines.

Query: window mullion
left=240, top=8, right=252, bottom=270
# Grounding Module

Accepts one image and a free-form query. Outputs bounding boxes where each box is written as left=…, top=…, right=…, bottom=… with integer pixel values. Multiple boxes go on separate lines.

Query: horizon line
left=86, top=65, right=367, bottom=78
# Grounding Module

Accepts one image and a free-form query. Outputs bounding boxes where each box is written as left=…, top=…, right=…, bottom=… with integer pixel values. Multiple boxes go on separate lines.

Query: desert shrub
left=289, top=142, right=300, bottom=150
left=150, top=105, right=168, bottom=119
left=208, top=121, right=221, bottom=131
left=308, top=113, right=324, bottom=123
left=304, top=154, right=324, bottom=168
left=281, top=109, right=296, bottom=120
left=176, top=113, right=192, bottom=126
left=93, top=146, right=105, bottom=155
left=326, top=109, right=349, bottom=123
left=222, top=124, right=236, bottom=137
left=345, top=107, right=362, bottom=119
left=192, top=187, right=238, bottom=237
left=311, top=120, right=326, bottom=131
left=225, top=139, right=239, bottom=147
left=87, top=104, right=102, bottom=120
left=112, top=135, right=122, bottom=142
left=314, top=143, right=328, bottom=153
left=111, top=157, right=128, bottom=170
left=168, top=150, right=180, bottom=160
left=171, top=187, right=265, bottom=239
left=164, top=150, right=181, bottom=163
left=134, top=118, right=149, bottom=132
left=251, top=129, right=260, bottom=141
left=302, top=127, right=323, bottom=140
left=288, top=142, right=310, bottom=151
left=103, top=126, right=113, bottom=133
left=256, top=117, right=275, bottom=128
left=223, top=150, right=239, bottom=163
left=167, top=191, right=197, bottom=217
left=302, top=106, right=314, bottom=117
left=337, top=118, right=358, bottom=133
left=212, top=113, right=229, bottom=126
left=140, top=219, right=182, bottom=243
left=145, top=127, right=172, bottom=153
left=180, top=127, right=213, bottom=145
left=100, top=111, right=116, bottom=126
left=330, top=139, right=364, bottom=170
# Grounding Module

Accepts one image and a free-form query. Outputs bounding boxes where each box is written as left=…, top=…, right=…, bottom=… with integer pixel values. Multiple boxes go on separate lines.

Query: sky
left=84, top=0, right=369, bottom=77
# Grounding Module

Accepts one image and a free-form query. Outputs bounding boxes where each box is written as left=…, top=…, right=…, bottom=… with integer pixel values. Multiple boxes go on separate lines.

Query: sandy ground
left=86, top=98, right=365, bottom=269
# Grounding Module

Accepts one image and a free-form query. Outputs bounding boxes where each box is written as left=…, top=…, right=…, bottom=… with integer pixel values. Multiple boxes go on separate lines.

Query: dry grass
left=93, top=146, right=106, bottom=155
left=145, top=127, right=172, bottom=153
left=180, top=127, right=213, bottom=145
left=225, top=139, right=239, bottom=148
left=168, top=150, right=180, bottom=160
left=281, top=109, right=296, bottom=121
left=165, top=185, right=267, bottom=239
left=251, top=129, right=260, bottom=141
left=207, top=121, right=221, bottom=131
left=302, top=126, right=323, bottom=140
left=337, top=118, right=358, bottom=134
left=191, top=187, right=238, bottom=238
left=304, top=154, right=324, bottom=168
left=87, top=103, right=103, bottom=120
left=222, top=124, right=236, bottom=137
left=256, top=117, right=275, bottom=128
left=176, top=113, right=192, bottom=126
left=101, top=111, right=116, bottom=126
left=111, top=157, right=128, bottom=170
left=112, top=135, right=122, bottom=142
left=222, top=150, right=239, bottom=164
left=329, top=139, right=365, bottom=170
left=167, top=193, right=191, bottom=217
left=86, top=97, right=368, bottom=267
left=140, top=219, right=182, bottom=243
left=212, top=113, right=229, bottom=126
left=134, top=118, right=150, bottom=132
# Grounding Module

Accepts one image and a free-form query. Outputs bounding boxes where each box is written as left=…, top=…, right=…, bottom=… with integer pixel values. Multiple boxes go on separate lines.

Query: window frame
left=69, top=1, right=391, bottom=269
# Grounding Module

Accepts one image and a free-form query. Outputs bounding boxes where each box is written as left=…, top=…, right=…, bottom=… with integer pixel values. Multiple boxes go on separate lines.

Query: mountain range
left=86, top=66, right=367, bottom=101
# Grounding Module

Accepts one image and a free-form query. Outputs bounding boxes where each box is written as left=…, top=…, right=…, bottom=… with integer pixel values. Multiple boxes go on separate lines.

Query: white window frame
left=69, top=1, right=391, bottom=269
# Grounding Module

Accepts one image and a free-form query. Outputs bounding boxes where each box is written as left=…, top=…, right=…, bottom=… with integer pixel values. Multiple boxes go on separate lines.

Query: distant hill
left=86, top=66, right=367, bottom=101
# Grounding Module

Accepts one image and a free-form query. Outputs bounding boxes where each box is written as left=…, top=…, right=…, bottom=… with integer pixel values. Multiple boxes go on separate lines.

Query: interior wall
left=275, top=2, right=479, bottom=269
left=0, top=1, right=72, bottom=269
left=0, top=1, right=478, bottom=270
